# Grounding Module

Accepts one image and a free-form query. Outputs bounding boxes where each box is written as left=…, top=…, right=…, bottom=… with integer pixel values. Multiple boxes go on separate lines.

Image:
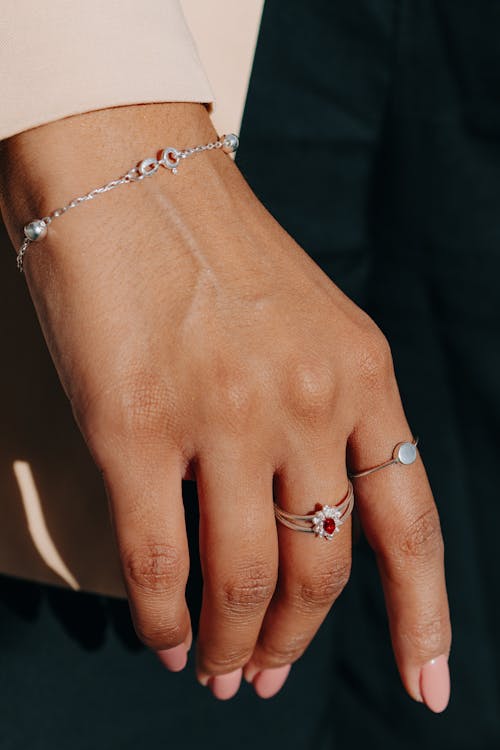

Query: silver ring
left=274, top=480, right=354, bottom=540
left=349, top=437, right=419, bottom=479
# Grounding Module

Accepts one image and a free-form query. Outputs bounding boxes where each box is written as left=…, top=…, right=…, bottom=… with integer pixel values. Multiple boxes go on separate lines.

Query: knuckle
left=258, top=633, right=310, bottom=666
left=82, top=370, right=179, bottom=446
left=200, top=647, right=252, bottom=675
left=297, top=558, right=352, bottom=611
left=284, top=356, right=337, bottom=422
left=397, top=506, right=444, bottom=561
left=355, top=327, right=394, bottom=390
left=402, top=612, right=451, bottom=659
left=134, top=620, right=185, bottom=651
left=113, top=375, right=178, bottom=441
left=219, top=564, right=276, bottom=616
left=123, top=543, right=186, bottom=594
left=210, top=359, right=256, bottom=431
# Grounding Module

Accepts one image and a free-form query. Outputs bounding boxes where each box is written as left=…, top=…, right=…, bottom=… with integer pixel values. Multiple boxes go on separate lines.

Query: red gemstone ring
left=273, top=481, right=354, bottom=540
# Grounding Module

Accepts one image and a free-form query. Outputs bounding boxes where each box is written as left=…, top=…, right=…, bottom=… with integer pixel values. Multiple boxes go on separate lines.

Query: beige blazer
left=0, top=0, right=264, bottom=596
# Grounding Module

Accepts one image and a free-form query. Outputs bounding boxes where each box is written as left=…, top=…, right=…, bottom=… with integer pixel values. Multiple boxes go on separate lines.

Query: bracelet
left=16, top=131, right=239, bottom=273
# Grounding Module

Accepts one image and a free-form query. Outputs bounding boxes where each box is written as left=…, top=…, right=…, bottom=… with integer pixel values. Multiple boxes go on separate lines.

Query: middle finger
left=195, top=438, right=279, bottom=699
left=245, top=443, right=352, bottom=697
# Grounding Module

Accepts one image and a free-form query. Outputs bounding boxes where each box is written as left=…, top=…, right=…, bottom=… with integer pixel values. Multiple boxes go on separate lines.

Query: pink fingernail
left=156, top=643, right=188, bottom=672
left=243, top=663, right=259, bottom=683
left=253, top=665, right=291, bottom=699
left=208, top=668, right=243, bottom=700
left=420, top=654, right=450, bottom=713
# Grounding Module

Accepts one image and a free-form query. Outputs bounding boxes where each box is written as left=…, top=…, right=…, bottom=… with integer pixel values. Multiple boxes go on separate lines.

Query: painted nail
left=243, top=663, right=259, bottom=683
left=253, top=665, right=291, bottom=699
left=208, top=668, right=243, bottom=700
left=156, top=643, right=188, bottom=672
left=420, top=654, right=450, bottom=713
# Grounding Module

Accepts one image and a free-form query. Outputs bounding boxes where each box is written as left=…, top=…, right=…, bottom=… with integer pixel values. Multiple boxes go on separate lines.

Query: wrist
left=0, top=102, right=228, bottom=245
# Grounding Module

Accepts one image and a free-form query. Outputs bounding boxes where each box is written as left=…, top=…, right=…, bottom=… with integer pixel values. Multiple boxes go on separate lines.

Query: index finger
left=98, top=436, right=192, bottom=662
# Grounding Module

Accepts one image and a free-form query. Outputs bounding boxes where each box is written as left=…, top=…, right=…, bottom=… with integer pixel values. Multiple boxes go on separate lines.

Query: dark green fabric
left=1, top=1, right=499, bottom=747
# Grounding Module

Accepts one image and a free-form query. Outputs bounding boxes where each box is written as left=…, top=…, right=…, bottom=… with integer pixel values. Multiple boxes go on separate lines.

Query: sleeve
left=0, top=0, right=215, bottom=142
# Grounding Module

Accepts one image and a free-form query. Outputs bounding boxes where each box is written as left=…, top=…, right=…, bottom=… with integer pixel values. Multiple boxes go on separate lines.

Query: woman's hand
left=0, top=102, right=451, bottom=707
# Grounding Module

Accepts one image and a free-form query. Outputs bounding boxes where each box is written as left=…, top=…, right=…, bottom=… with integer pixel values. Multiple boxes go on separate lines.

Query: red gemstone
left=323, top=517, right=336, bottom=535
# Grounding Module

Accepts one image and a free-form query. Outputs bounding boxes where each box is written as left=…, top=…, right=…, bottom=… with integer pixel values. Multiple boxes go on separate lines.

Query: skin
left=0, top=102, right=451, bottom=703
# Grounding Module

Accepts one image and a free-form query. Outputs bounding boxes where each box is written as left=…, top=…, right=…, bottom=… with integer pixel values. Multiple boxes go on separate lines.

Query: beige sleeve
left=0, top=0, right=215, bottom=142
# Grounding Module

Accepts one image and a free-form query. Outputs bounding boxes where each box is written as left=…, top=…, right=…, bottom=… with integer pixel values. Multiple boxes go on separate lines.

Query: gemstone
left=397, top=441, right=417, bottom=465
left=323, top=517, right=336, bottom=535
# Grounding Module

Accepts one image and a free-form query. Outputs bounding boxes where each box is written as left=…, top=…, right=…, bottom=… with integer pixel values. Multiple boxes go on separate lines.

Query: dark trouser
left=1, top=2, right=499, bottom=747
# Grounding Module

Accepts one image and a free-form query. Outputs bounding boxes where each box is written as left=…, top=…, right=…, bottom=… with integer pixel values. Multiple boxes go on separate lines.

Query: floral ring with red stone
left=273, top=481, right=354, bottom=541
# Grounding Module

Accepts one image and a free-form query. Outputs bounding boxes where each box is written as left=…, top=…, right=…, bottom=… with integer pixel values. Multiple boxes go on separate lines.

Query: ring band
left=274, top=480, right=354, bottom=540
left=348, top=437, right=419, bottom=479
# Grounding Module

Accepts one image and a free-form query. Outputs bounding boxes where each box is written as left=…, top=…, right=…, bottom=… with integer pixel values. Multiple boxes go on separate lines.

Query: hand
left=0, top=102, right=451, bottom=707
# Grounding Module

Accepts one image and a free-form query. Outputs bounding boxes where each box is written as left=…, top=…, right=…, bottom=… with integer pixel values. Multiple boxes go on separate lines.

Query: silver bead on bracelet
left=16, top=132, right=239, bottom=273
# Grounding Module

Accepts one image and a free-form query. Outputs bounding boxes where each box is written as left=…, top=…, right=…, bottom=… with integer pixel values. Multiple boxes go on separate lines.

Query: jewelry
left=16, top=132, right=240, bottom=273
left=274, top=480, right=354, bottom=540
left=349, top=437, right=419, bottom=479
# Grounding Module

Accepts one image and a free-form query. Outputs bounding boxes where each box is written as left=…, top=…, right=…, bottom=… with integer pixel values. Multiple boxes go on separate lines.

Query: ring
left=274, top=480, right=354, bottom=540
left=348, top=437, right=419, bottom=479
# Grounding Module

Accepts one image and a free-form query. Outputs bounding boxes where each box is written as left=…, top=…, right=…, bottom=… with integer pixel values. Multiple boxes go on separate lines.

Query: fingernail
left=243, top=663, right=259, bottom=683
left=156, top=643, right=188, bottom=672
left=253, top=665, right=291, bottom=699
left=420, top=654, right=450, bottom=713
left=208, top=668, right=243, bottom=700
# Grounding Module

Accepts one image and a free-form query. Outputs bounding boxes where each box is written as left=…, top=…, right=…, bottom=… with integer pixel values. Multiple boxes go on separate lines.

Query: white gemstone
left=397, top=441, right=417, bottom=465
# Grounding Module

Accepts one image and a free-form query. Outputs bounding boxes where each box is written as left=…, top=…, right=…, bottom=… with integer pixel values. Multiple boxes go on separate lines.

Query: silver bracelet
left=16, top=132, right=239, bottom=273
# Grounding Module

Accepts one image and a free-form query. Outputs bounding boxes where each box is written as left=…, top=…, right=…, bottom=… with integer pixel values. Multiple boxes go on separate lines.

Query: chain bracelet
left=16, top=132, right=239, bottom=273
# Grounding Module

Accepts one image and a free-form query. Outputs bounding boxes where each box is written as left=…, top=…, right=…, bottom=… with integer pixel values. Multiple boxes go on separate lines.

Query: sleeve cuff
left=0, top=0, right=215, bottom=141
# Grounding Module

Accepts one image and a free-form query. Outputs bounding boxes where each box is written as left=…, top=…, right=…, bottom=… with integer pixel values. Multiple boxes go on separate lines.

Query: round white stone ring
left=348, top=437, right=419, bottom=479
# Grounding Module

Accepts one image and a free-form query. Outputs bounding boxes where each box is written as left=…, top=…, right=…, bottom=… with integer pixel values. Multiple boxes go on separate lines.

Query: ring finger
left=244, top=441, right=352, bottom=698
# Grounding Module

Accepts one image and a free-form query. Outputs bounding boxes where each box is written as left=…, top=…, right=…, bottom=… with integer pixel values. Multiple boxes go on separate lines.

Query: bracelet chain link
left=16, top=132, right=239, bottom=273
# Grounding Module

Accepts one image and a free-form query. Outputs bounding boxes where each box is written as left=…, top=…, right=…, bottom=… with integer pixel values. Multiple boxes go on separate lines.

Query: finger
left=245, top=446, right=352, bottom=698
left=348, top=395, right=451, bottom=713
left=100, top=441, right=192, bottom=665
left=195, top=440, right=278, bottom=700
